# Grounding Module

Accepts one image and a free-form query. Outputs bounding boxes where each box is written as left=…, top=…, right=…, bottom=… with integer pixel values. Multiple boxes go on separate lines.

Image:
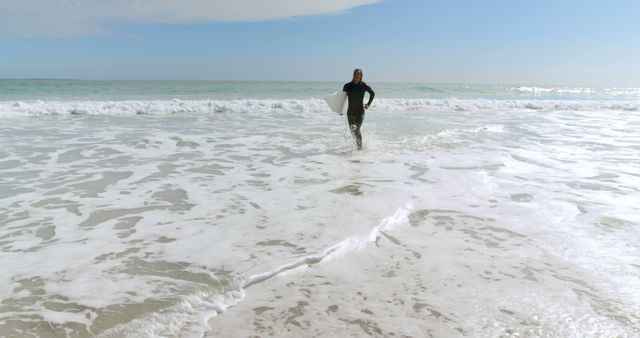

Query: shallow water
left=1, top=82, right=639, bottom=337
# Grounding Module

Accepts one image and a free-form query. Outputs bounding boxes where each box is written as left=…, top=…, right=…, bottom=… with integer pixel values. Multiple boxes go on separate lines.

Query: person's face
left=353, top=71, right=362, bottom=83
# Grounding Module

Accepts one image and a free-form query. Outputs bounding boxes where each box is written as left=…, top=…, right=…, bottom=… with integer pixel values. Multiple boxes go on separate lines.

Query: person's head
left=352, top=68, right=363, bottom=83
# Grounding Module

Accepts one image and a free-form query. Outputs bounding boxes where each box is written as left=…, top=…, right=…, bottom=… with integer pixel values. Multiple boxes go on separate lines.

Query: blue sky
left=1, top=0, right=639, bottom=85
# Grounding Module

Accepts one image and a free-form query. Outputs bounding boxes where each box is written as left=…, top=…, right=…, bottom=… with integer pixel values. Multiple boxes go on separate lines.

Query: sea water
left=0, top=80, right=639, bottom=337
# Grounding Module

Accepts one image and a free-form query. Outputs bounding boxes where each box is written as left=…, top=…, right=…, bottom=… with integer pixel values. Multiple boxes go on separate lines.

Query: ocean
left=0, top=80, right=639, bottom=337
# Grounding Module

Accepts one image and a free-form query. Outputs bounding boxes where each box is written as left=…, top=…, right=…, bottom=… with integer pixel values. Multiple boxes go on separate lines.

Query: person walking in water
left=343, top=68, right=375, bottom=150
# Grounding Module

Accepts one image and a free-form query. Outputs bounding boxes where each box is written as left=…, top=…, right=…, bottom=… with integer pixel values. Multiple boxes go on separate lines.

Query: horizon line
left=1, top=78, right=638, bottom=88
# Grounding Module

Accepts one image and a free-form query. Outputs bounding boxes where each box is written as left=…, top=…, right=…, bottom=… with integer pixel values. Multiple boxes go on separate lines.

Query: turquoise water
left=2, top=79, right=640, bottom=101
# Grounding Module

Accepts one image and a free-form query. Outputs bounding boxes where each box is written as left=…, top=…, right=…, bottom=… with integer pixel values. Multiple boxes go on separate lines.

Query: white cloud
left=0, top=0, right=380, bottom=38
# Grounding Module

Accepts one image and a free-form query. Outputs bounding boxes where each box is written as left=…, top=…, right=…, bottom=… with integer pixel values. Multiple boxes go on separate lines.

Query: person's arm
left=364, top=83, right=375, bottom=108
left=342, top=83, right=348, bottom=92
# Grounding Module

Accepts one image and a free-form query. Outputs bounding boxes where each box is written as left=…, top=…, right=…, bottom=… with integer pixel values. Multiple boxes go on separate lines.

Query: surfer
left=343, top=68, right=375, bottom=150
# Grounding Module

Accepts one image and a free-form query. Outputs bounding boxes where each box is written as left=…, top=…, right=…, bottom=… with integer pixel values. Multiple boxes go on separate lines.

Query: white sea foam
left=1, top=93, right=639, bottom=336
left=243, top=206, right=411, bottom=288
left=96, top=206, right=411, bottom=336
left=511, top=86, right=640, bottom=97
left=1, top=97, right=639, bottom=117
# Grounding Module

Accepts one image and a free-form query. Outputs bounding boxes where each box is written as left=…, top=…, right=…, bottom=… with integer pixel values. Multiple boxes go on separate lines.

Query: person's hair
left=353, top=68, right=363, bottom=82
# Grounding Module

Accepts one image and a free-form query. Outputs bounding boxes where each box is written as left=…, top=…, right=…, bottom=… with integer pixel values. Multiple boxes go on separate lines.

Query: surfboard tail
left=323, top=91, right=348, bottom=116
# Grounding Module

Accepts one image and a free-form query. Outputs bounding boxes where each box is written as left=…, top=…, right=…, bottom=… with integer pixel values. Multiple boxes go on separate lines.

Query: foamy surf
left=1, top=98, right=640, bottom=117
left=244, top=206, right=411, bottom=288
left=2, top=81, right=639, bottom=337
left=98, top=207, right=412, bottom=337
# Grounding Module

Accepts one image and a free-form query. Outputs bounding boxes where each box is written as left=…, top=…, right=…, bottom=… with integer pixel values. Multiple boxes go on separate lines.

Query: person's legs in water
left=347, top=112, right=364, bottom=150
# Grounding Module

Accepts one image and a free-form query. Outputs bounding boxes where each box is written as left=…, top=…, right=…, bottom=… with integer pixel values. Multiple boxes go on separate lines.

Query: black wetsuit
left=342, top=81, right=375, bottom=149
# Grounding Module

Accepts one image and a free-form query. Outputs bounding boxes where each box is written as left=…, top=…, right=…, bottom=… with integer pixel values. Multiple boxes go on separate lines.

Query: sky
left=1, top=0, right=639, bottom=86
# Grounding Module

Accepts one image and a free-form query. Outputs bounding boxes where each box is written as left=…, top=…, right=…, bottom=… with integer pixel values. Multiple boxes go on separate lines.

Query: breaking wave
left=1, top=98, right=639, bottom=117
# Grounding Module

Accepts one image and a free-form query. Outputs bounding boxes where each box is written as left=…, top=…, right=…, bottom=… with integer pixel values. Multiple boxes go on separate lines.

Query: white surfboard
left=323, top=91, right=348, bottom=116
